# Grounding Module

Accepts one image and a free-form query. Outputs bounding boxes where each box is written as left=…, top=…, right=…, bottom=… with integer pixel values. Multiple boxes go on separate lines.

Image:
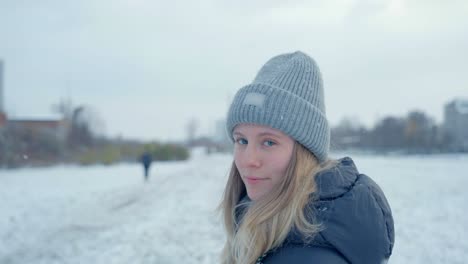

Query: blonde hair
left=220, top=142, right=336, bottom=264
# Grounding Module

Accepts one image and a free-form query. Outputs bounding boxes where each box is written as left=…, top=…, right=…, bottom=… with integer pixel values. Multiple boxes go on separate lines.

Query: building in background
left=443, top=98, right=468, bottom=151
left=0, top=59, right=68, bottom=140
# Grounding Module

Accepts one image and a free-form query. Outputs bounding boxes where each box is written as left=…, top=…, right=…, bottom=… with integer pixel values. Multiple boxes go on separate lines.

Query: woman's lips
left=245, top=176, right=268, bottom=185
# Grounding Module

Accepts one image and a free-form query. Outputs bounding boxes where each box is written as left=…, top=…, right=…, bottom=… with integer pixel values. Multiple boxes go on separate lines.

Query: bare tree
left=52, top=99, right=104, bottom=149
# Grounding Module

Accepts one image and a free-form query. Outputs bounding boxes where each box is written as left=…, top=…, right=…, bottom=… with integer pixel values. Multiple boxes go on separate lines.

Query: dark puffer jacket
left=259, top=157, right=395, bottom=264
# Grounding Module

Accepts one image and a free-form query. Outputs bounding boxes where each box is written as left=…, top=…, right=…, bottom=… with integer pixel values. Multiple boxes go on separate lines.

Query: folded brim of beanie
left=226, top=82, right=330, bottom=163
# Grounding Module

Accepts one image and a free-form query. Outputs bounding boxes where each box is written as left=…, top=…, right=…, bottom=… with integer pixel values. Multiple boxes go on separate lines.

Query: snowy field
left=1, top=150, right=467, bottom=264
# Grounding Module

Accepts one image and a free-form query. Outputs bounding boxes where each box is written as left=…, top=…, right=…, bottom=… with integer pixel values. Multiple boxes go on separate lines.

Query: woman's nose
left=244, top=145, right=261, bottom=168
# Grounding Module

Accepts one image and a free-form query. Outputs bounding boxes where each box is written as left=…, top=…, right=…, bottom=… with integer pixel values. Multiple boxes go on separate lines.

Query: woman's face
left=233, top=124, right=294, bottom=201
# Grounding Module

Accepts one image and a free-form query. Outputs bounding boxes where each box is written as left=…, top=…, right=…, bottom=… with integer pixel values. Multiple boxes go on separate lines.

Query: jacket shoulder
left=314, top=173, right=394, bottom=264
left=288, top=157, right=395, bottom=263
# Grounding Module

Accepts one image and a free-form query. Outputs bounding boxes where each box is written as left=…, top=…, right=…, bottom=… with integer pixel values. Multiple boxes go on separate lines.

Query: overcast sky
left=1, top=0, right=467, bottom=141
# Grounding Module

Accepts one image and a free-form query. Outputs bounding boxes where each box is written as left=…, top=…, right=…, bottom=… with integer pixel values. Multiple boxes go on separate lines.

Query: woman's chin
left=246, top=189, right=264, bottom=201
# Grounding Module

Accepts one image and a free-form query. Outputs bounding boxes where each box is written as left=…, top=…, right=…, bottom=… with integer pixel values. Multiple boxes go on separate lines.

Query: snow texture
left=1, top=150, right=467, bottom=264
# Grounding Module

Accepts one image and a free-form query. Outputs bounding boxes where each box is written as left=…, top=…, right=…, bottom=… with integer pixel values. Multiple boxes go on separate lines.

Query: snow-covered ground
left=1, top=151, right=467, bottom=264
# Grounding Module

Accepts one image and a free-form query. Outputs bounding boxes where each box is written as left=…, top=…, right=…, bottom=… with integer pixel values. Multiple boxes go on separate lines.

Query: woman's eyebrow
left=233, top=131, right=282, bottom=138
left=257, top=132, right=282, bottom=138
left=233, top=131, right=245, bottom=137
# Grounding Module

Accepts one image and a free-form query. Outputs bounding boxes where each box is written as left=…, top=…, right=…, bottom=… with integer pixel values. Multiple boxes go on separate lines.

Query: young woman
left=220, top=51, right=394, bottom=264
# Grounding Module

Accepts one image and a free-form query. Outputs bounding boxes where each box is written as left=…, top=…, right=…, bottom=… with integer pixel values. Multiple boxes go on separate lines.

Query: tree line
left=331, top=110, right=461, bottom=154
left=0, top=100, right=189, bottom=168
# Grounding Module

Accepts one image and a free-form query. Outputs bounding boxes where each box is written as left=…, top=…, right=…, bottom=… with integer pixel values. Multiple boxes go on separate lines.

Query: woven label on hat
left=243, top=92, right=265, bottom=108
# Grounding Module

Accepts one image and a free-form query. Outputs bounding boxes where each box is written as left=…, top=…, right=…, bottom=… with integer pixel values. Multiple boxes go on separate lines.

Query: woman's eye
left=236, top=138, right=248, bottom=145
left=263, top=140, right=276, bottom=147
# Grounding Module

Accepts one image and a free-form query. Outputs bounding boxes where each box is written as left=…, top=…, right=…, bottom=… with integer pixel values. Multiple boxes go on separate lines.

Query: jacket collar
left=315, top=157, right=359, bottom=200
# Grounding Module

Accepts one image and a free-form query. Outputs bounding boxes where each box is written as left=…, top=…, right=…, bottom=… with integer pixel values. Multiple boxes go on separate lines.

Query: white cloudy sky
left=1, top=0, right=467, bottom=141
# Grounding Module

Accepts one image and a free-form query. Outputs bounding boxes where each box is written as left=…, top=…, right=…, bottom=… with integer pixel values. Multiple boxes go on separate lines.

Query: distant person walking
left=140, top=151, right=153, bottom=182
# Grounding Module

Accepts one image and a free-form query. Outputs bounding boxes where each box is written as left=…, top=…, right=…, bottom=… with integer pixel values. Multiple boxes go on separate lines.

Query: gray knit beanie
left=226, top=51, right=330, bottom=162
